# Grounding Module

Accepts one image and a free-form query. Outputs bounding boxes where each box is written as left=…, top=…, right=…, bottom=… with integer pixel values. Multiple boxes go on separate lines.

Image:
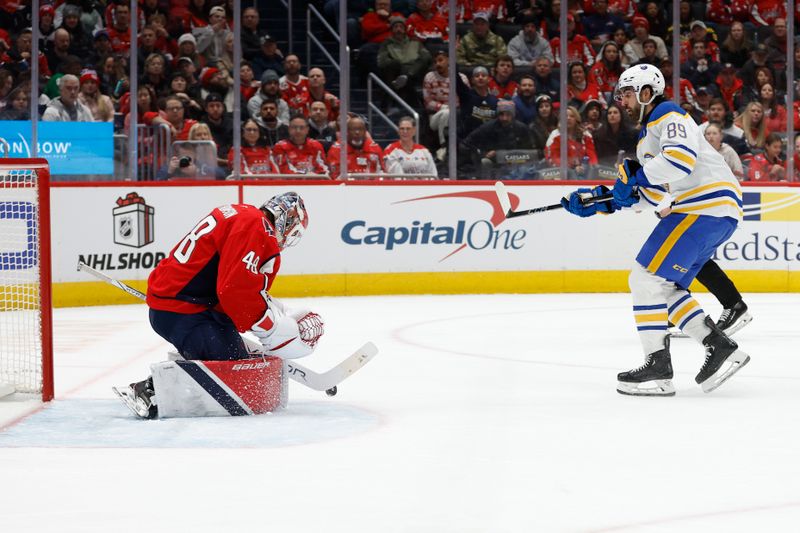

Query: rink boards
left=46, top=181, right=800, bottom=306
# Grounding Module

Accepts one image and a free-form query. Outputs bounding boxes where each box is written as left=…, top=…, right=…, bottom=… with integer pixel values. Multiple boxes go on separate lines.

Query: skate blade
left=112, top=386, right=152, bottom=419
left=722, top=313, right=753, bottom=337
left=701, top=350, right=751, bottom=393
left=668, top=329, right=689, bottom=339
left=617, top=379, right=676, bottom=397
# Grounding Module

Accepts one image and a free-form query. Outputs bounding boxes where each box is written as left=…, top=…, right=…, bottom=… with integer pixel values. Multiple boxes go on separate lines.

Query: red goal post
left=0, top=158, right=53, bottom=401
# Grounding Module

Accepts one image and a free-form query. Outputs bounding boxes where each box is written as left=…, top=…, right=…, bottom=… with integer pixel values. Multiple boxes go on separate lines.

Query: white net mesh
left=0, top=168, right=43, bottom=394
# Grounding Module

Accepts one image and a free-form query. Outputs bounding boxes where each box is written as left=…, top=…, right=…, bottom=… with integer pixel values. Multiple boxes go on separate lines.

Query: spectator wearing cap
left=737, top=44, right=775, bottom=92
left=241, top=7, right=266, bottom=61
left=660, top=58, right=700, bottom=111
left=489, top=55, right=518, bottom=99
left=377, top=15, right=432, bottom=105
left=582, top=0, right=624, bottom=49
left=457, top=12, right=507, bottom=69
left=43, top=74, right=94, bottom=122
left=175, top=33, right=206, bottom=70
left=168, top=71, right=204, bottom=120
left=680, top=40, right=722, bottom=91
left=530, top=94, right=558, bottom=150
left=107, top=2, right=131, bottom=55
left=279, top=54, right=310, bottom=112
left=422, top=49, right=470, bottom=159
left=679, top=21, right=720, bottom=64
left=549, top=13, right=594, bottom=67
left=202, top=92, right=233, bottom=165
left=86, top=28, right=113, bottom=68
left=78, top=69, right=113, bottom=122
left=532, top=56, right=559, bottom=101
left=406, top=0, right=448, bottom=52
left=59, top=3, right=92, bottom=59
left=688, top=85, right=713, bottom=123
left=719, top=22, right=753, bottom=69
left=460, top=99, right=533, bottom=179
left=511, top=74, right=538, bottom=126
left=455, top=65, right=498, bottom=137
left=251, top=34, right=284, bottom=79
left=193, top=5, right=231, bottom=66
left=248, top=69, right=290, bottom=123
left=567, top=62, right=604, bottom=111
left=580, top=99, right=604, bottom=133
left=507, top=14, right=554, bottom=69
left=151, top=94, right=198, bottom=141
left=38, top=5, right=57, bottom=49
left=716, top=63, right=743, bottom=113
left=199, top=66, right=234, bottom=112
left=623, top=15, right=668, bottom=65
left=593, top=101, right=636, bottom=167
left=590, top=41, right=624, bottom=100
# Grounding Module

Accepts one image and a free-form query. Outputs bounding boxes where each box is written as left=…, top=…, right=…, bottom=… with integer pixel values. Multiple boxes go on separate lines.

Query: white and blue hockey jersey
left=631, top=101, right=743, bottom=222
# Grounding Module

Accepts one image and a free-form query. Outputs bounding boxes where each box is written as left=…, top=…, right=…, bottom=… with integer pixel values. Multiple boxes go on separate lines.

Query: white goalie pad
left=151, top=356, right=286, bottom=418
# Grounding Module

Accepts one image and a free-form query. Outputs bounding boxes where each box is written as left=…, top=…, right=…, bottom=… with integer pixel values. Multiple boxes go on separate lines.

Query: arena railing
left=306, top=5, right=347, bottom=73
left=366, top=74, right=421, bottom=145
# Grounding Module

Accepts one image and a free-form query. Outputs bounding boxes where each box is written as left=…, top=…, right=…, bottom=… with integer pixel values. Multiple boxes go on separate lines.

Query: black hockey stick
left=77, top=261, right=378, bottom=395
left=494, top=181, right=614, bottom=218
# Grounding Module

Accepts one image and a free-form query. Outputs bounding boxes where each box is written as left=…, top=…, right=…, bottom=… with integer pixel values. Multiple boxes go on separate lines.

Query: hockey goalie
left=114, top=192, right=324, bottom=419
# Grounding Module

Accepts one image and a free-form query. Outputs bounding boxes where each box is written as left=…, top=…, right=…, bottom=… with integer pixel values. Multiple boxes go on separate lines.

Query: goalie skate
left=112, top=378, right=157, bottom=419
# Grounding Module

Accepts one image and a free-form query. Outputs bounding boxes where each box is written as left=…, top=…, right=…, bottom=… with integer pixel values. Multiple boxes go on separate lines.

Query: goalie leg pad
left=151, top=356, right=285, bottom=418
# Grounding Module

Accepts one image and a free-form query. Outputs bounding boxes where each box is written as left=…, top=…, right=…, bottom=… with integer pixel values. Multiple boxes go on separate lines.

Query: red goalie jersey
left=146, top=204, right=281, bottom=333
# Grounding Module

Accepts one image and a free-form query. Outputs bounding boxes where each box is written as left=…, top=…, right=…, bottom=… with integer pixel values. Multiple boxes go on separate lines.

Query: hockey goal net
left=0, top=158, right=53, bottom=401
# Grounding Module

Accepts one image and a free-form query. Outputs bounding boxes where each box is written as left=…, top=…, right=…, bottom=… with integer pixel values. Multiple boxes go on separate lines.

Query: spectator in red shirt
left=271, top=116, right=330, bottom=176
left=107, top=2, right=131, bottom=55
left=747, top=133, right=785, bottom=181
left=228, top=118, right=275, bottom=176
left=407, top=0, right=448, bottom=49
left=590, top=40, right=624, bottom=100
left=715, top=63, right=743, bottom=112
left=326, top=116, right=384, bottom=179
left=358, top=0, right=403, bottom=74
left=680, top=21, right=721, bottom=64
left=550, top=14, right=595, bottom=67
left=489, top=55, right=518, bottom=99
left=567, top=62, right=604, bottom=110
left=279, top=54, right=310, bottom=112
left=544, top=105, right=598, bottom=174
left=151, top=95, right=198, bottom=141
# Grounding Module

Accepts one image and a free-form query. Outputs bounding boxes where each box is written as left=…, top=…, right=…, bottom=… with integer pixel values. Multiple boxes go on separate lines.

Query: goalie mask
left=262, top=192, right=308, bottom=249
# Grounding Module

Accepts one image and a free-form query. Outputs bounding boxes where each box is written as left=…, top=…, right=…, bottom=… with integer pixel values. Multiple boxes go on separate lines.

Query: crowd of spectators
left=0, top=0, right=798, bottom=181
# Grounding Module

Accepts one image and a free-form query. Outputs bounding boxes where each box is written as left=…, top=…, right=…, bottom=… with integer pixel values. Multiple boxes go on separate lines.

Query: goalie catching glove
left=252, top=297, right=325, bottom=359
left=561, top=185, right=616, bottom=217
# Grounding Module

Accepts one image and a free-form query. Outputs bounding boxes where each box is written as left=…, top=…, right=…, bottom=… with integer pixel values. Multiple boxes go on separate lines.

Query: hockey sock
left=667, top=290, right=711, bottom=343
left=629, top=264, right=670, bottom=356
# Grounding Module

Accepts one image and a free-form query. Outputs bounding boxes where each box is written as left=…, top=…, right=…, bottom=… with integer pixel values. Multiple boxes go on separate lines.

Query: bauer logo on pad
left=112, top=192, right=154, bottom=248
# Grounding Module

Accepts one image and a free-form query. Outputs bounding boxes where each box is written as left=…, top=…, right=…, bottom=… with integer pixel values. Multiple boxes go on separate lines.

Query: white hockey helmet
left=614, top=64, right=665, bottom=107
left=262, top=191, right=308, bottom=249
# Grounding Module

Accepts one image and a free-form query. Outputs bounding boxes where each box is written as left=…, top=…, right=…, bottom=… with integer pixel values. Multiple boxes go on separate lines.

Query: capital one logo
left=341, top=190, right=526, bottom=261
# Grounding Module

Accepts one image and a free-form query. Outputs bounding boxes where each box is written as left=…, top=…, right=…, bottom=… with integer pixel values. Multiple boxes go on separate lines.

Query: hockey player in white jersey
left=560, top=64, right=750, bottom=396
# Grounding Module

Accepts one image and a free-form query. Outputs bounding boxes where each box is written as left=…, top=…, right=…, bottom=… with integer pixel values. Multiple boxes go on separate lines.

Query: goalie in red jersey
left=116, top=192, right=324, bottom=418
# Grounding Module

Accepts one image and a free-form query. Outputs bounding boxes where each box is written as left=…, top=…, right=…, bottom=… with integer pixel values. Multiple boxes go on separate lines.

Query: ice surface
left=1, top=294, right=799, bottom=532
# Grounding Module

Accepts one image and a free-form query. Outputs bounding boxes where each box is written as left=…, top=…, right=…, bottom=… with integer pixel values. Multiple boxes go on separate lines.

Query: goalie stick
left=494, top=181, right=614, bottom=218
left=77, top=261, right=378, bottom=394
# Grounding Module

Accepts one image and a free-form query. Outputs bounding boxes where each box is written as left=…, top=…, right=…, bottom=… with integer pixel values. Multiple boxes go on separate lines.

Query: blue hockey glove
left=613, top=159, right=645, bottom=208
left=560, top=185, right=616, bottom=217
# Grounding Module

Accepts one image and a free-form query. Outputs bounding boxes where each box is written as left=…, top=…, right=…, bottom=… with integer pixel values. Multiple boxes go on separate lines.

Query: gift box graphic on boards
left=113, top=192, right=154, bottom=248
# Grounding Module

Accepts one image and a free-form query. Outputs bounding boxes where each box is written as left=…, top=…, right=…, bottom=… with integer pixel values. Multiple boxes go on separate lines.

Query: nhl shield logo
left=112, top=192, right=155, bottom=248
left=118, top=216, right=133, bottom=239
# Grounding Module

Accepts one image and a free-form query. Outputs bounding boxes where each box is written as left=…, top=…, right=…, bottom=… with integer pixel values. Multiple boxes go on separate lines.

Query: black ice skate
left=696, top=317, right=750, bottom=393
left=715, top=300, right=752, bottom=336
left=617, top=338, right=675, bottom=396
left=113, top=376, right=158, bottom=419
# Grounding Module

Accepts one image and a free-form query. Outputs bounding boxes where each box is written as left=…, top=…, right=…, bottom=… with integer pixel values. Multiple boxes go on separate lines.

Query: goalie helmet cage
left=0, top=158, right=53, bottom=401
